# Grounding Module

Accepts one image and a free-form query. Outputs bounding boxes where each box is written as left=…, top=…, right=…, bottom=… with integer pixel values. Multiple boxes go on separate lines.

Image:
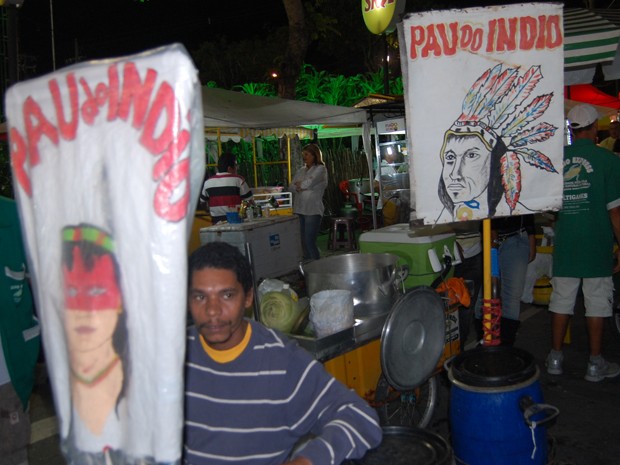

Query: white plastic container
left=199, top=215, right=301, bottom=282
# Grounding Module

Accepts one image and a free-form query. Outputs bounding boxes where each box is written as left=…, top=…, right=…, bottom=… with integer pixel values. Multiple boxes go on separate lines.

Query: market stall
left=189, top=87, right=375, bottom=250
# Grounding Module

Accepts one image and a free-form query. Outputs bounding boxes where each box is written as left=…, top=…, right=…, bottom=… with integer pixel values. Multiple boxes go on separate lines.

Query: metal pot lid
left=380, top=286, right=445, bottom=391
left=357, top=426, right=453, bottom=465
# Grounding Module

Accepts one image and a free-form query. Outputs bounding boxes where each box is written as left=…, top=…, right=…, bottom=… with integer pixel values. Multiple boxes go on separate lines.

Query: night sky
left=16, top=0, right=288, bottom=76
left=13, top=0, right=605, bottom=79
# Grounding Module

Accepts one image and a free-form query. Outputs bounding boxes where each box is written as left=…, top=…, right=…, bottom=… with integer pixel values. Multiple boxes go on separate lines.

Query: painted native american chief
left=438, top=64, right=558, bottom=222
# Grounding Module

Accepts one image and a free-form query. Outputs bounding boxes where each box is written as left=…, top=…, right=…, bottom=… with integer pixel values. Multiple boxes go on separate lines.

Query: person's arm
left=239, top=177, right=253, bottom=201
left=286, top=351, right=382, bottom=465
left=297, top=165, right=328, bottom=192
left=609, top=205, right=620, bottom=273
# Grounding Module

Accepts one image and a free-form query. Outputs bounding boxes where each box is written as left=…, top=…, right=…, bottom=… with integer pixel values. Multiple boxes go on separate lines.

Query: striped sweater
left=199, top=173, right=252, bottom=220
left=184, top=321, right=382, bottom=465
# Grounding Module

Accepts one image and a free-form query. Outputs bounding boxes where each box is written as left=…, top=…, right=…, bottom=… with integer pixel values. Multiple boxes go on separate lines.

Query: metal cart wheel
left=373, top=374, right=438, bottom=429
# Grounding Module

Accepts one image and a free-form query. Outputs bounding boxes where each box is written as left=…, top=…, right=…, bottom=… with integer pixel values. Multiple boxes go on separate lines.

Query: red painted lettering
left=486, top=19, right=496, bottom=52
left=154, top=158, right=190, bottom=222
left=421, top=24, right=442, bottom=58
left=437, top=23, right=458, bottom=56
left=519, top=16, right=537, bottom=50
left=23, top=96, right=59, bottom=166
left=140, top=81, right=175, bottom=155
left=153, top=130, right=190, bottom=181
left=461, top=24, right=475, bottom=50
left=496, top=17, right=518, bottom=52
left=545, top=15, right=562, bottom=48
left=471, top=28, right=483, bottom=52
left=410, top=26, right=425, bottom=59
left=410, top=14, right=562, bottom=61
left=535, top=15, right=546, bottom=49
left=106, top=65, right=119, bottom=122
left=79, top=77, right=99, bottom=125
left=49, top=74, right=79, bottom=141
left=8, top=59, right=195, bottom=218
left=117, top=63, right=157, bottom=130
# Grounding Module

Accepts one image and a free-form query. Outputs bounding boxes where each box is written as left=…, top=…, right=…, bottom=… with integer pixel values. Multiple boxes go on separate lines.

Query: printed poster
left=5, top=44, right=205, bottom=464
left=399, top=3, right=564, bottom=224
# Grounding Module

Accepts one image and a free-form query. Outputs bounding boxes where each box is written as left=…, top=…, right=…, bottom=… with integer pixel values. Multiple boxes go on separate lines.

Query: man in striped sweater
left=184, top=242, right=382, bottom=465
left=200, top=153, right=253, bottom=223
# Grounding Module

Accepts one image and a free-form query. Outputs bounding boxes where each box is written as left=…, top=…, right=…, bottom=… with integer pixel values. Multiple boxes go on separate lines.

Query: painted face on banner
left=63, top=246, right=121, bottom=354
left=441, top=134, right=492, bottom=205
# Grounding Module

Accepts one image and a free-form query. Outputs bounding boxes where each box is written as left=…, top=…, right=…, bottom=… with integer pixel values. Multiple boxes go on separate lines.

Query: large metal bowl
left=301, top=253, right=403, bottom=317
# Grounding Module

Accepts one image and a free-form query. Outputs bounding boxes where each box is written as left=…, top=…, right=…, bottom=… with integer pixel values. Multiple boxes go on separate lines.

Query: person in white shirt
left=290, top=144, right=328, bottom=261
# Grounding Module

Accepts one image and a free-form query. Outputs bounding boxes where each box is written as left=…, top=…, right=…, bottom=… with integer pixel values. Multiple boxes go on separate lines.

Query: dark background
left=15, top=0, right=592, bottom=81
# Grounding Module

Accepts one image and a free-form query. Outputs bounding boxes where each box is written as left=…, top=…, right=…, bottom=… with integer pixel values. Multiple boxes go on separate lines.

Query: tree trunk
left=278, top=0, right=309, bottom=99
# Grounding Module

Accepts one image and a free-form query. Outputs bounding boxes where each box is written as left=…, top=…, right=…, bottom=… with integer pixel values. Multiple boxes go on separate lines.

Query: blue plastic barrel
left=449, top=347, right=555, bottom=465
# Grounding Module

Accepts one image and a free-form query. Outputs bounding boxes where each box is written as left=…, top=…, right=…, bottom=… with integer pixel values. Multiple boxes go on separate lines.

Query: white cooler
left=200, top=215, right=301, bottom=282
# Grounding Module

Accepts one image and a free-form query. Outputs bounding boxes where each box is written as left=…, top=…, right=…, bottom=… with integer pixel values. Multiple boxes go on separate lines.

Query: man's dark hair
left=217, top=152, right=237, bottom=173
left=189, top=242, right=253, bottom=293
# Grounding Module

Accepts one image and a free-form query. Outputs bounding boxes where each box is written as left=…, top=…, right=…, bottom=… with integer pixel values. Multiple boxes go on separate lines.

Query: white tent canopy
left=201, top=87, right=368, bottom=141
left=201, top=86, right=379, bottom=227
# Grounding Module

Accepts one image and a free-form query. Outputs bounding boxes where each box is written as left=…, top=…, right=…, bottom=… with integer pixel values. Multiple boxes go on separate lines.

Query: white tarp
left=399, top=3, right=565, bottom=224
left=201, top=87, right=368, bottom=141
left=5, top=44, right=205, bottom=464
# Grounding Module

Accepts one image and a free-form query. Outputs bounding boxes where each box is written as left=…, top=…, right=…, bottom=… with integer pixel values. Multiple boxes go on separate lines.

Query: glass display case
left=375, top=118, right=410, bottom=224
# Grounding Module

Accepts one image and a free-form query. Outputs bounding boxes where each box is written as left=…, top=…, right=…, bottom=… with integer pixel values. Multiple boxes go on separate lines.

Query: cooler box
left=200, top=215, right=301, bottom=282
left=360, top=223, right=457, bottom=289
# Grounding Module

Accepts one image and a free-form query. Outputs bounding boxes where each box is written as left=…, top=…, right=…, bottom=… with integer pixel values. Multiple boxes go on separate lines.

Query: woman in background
left=291, top=143, right=328, bottom=261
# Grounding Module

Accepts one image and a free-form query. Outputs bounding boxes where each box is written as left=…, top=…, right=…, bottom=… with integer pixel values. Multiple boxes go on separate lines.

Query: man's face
left=189, top=267, right=253, bottom=351
left=441, top=135, right=492, bottom=204
left=63, top=249, right=121, bottom=354
left=610, top=123, right=620, bottom=138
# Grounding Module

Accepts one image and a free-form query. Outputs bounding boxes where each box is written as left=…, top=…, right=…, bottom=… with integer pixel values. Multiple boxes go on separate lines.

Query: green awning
left=564, top=8, right=620, bottom=71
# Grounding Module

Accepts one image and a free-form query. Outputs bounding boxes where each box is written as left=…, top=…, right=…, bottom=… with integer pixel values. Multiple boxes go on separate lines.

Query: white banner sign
left=6, top=44, right=205, bottom=464
left=399, top=3, right=564, bottom=224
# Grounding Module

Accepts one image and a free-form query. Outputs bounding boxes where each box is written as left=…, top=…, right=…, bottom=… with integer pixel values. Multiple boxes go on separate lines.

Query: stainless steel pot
left=300, top=253, right=406, bottom=317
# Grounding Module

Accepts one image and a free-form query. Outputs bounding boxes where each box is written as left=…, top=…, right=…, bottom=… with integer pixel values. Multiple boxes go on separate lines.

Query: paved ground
left=23, top=232, right=620, bottom=464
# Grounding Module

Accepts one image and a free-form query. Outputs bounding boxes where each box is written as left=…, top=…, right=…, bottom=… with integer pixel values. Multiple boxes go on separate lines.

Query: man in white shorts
left=546, top=104, right=620, bottom=382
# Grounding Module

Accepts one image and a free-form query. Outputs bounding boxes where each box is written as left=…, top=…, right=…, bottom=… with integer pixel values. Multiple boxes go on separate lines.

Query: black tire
left=373, top=374, right=438, bottom=429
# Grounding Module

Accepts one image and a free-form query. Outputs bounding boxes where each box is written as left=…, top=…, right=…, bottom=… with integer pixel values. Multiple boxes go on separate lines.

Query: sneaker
left=546, top=351, right=563, bottom=375
left=585, top=358, right=620, bottom=382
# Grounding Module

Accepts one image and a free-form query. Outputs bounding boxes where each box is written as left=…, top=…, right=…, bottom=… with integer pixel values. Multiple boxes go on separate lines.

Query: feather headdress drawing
left=438, top=64, right=557, bottom=220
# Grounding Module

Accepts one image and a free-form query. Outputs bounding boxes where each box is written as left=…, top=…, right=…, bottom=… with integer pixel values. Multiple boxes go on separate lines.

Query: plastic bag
left=310, top=290, right=354, bottom=338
